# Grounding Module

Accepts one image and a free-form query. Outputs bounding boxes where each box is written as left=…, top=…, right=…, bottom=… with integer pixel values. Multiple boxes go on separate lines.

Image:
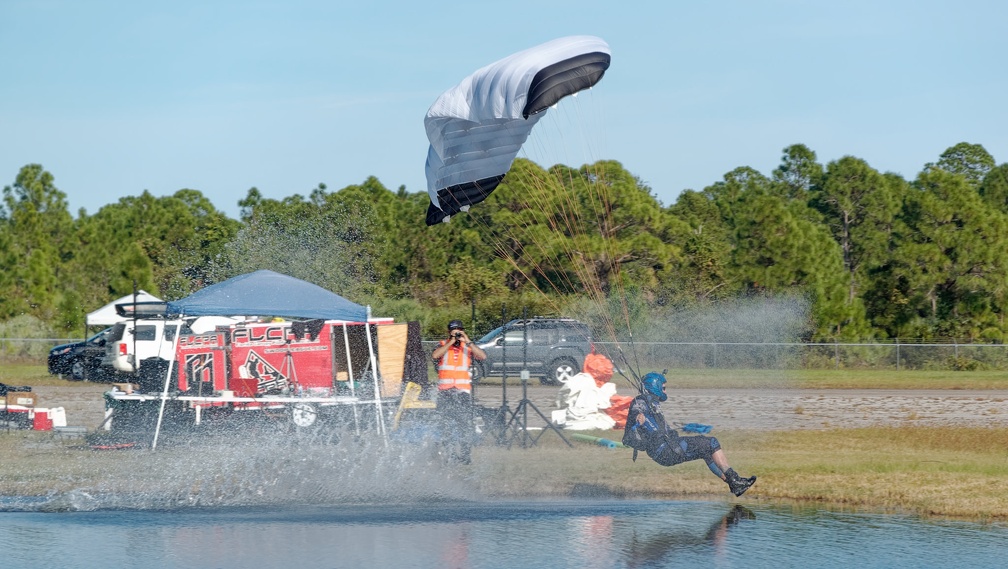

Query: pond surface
left=2, top=498, right=1005, bottom=569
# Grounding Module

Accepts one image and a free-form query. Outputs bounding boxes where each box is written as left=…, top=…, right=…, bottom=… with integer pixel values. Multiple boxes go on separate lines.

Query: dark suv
left=48, top=327, right=115, bottom=381
left=472, top=318, right=593, bottom=385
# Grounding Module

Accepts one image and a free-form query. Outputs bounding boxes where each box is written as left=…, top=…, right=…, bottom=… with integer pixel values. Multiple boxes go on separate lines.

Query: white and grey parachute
left=424, top=35, right=611, bottom=225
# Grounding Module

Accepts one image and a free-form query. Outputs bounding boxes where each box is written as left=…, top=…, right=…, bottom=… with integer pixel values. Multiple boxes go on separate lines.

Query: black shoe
left=726, top=468, right=756, bottom=497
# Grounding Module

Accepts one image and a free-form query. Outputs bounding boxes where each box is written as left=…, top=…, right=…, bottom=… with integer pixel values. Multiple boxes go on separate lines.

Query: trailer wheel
left=291, top=403, right=318, bottom=428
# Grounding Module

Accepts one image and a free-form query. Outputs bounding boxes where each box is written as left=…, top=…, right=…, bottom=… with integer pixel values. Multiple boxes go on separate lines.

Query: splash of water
left=10, top=429, right=482, bottom=512
left=568, top=293, right=813, bottom=372
left=645, top=295, right=812, bottom=344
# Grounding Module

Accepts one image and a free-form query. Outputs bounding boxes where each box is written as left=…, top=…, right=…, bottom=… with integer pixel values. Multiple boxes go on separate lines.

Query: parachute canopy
left=424, top=35, right=611, bottom=226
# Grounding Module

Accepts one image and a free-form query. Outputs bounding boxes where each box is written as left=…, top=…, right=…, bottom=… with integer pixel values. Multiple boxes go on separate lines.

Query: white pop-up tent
left=86, top=290, right=163, bottom=327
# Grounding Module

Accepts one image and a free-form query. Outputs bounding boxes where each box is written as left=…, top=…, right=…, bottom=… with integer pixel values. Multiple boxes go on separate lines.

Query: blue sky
left=2, top=0, right=1005, bottom=219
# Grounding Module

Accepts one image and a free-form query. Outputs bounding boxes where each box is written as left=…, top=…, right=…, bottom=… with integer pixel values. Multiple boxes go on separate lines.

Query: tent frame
left=146, top=318, right=390, bottom=450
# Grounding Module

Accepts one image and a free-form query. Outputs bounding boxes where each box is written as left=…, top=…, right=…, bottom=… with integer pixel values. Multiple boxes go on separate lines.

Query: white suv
left=103, top=318, right=189, bottom=378
left=103, top=316, right=242, bottom=389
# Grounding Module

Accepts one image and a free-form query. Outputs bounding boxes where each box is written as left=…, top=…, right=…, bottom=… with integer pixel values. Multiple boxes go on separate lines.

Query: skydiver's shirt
left=625, top=396, right=682, bottom=465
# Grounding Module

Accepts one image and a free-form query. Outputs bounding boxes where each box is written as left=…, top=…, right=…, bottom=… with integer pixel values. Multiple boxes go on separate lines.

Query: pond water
left=2, top=498, right=1006, bottom=569
left=3, top=430, right=1006, bottom=568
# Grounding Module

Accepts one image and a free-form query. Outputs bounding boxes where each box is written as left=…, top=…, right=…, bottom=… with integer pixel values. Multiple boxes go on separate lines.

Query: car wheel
left=543, top=357, right=578, bottom=385
left=70, top=358, right=86, bottom=381
left=471, top=361, right=486, bottom=384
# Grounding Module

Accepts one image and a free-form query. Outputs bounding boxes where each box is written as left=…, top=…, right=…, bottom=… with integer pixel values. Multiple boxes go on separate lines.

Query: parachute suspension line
left=526, top=102, right=628, bottom=347
left=490, top=116, right=605, bottom=310
left=446, top=141, right=629, bottom=355
left=569, top=92, right=628, bottom=346
left=559, top=90, right=636, bottom=354
left=461, top=159, right=606, bottom=333
left=437, top=146, right=578, bottom=320
left=562, top=93, right=626, bottom=344
left=502, top=107, right=626, bottom=350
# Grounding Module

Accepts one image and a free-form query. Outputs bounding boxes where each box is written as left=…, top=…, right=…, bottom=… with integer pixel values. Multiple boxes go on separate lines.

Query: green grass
left=2, top=423, right=1006, bottom=522
left=471, top=426, right=1008, bottom=522
left=0, top=363, right=58, bottom=385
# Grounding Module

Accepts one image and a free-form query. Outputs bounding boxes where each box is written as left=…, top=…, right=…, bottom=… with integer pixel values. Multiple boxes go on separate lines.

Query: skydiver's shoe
left=725, top=468, right=756, bottom=497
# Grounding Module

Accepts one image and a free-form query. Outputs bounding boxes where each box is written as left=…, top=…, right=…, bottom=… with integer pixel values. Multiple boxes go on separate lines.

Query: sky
left=2, top=0, right=1006, bottom=220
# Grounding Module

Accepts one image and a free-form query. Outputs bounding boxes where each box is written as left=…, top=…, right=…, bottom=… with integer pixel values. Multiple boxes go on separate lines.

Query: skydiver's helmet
left=448, top=320, right=465, bottom=332
left=641, top=372, right=668, bottom=402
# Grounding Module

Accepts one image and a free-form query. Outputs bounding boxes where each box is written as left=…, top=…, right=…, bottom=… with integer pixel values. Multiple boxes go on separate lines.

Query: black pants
left=436, top=388, right=473, bottom=462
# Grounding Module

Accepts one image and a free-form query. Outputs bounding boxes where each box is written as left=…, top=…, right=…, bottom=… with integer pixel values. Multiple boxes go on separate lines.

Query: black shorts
left=650, top=434, right=721, bottom=467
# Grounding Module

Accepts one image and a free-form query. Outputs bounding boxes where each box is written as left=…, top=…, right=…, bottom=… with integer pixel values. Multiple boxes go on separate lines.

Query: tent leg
left=364, top=324, right=387, bottom=446
left=152, top=321, right=183, bottom=451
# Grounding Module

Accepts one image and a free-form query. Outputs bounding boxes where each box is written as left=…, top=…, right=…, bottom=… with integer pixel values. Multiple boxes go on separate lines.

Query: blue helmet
left=642, top=372, right=667, bottom=401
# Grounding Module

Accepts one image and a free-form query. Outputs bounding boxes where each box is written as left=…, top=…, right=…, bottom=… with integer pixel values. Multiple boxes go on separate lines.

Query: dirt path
left=23, top=383, right=1008, bottom=432
left=473, top=386, right=1008, bottom=431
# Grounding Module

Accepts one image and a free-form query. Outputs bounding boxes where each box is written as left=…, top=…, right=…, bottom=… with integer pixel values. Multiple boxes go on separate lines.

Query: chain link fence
left=1, top=338, right=76, bottom=363
left=591, top=340, right=1008, bottom=371
left=6, top=337, right=1008, bottom=371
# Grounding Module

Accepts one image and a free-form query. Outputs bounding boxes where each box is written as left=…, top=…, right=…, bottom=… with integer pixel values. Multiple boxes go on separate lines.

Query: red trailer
left=175, top=319, right=406, bottom=398
left=104, top=318, right=417, bottom=442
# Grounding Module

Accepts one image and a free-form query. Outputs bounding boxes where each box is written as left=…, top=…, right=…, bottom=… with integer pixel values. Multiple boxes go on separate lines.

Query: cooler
left=49, top=407, right=67, bottom=428
left=32, top=409, right=53, bottom=431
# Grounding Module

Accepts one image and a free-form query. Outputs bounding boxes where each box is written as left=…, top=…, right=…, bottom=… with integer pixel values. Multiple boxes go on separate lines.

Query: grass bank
left=2, top=426, right=1006, bottom=523
left=475, top=426, right=1008, bottom=522
left=3, top=365, right=1007, bottom=521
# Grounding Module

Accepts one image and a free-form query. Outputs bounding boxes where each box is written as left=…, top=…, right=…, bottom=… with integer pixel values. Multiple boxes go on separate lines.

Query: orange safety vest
left=436, top=340, right=472, bottom=392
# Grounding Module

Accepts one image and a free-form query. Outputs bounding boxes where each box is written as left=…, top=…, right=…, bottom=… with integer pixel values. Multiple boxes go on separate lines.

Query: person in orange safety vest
left=430, top=320, right=486, bottom=463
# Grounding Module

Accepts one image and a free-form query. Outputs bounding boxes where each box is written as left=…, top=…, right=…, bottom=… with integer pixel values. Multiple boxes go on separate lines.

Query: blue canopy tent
left=166, top=269, right=369, bottom=321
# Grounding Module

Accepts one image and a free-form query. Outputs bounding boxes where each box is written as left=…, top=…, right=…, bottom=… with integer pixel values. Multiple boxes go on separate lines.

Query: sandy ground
left=477, top=386, right=1008, bottom=431
left=22, top=382, right=1008, bottom=432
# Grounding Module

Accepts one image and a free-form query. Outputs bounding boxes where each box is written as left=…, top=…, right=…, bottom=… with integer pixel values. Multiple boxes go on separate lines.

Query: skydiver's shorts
left=650, top=435, right=721, bottom=467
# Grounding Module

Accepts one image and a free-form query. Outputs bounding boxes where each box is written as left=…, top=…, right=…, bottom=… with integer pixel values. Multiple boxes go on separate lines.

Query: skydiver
left=623, top=372, right=757, bottom=496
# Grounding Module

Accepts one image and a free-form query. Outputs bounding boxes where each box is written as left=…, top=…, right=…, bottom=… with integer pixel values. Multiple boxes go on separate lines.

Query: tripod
left=500, top=371, right=572, bottom=448
left=281, top=340, right=299, bottom=393
left=494, top=305, right=571, bottom=448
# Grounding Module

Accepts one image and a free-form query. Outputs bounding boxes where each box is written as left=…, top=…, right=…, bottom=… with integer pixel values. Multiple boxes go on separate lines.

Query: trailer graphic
left=104, top=319, right=415, bottom=444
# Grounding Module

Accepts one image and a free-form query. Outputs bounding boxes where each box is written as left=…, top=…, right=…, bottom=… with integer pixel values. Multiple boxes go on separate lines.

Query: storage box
left=5, top=392, right=36, bottom=407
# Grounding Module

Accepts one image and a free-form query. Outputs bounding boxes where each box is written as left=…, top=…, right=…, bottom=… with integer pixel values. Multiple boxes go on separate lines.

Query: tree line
left=3, top=141, right=1007, bottom=344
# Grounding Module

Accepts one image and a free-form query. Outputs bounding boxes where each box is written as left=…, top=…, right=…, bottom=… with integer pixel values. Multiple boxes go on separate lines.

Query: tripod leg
left=500, top=400, right=528, bottom=448
left=524, top=399, right=573, bottom=448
